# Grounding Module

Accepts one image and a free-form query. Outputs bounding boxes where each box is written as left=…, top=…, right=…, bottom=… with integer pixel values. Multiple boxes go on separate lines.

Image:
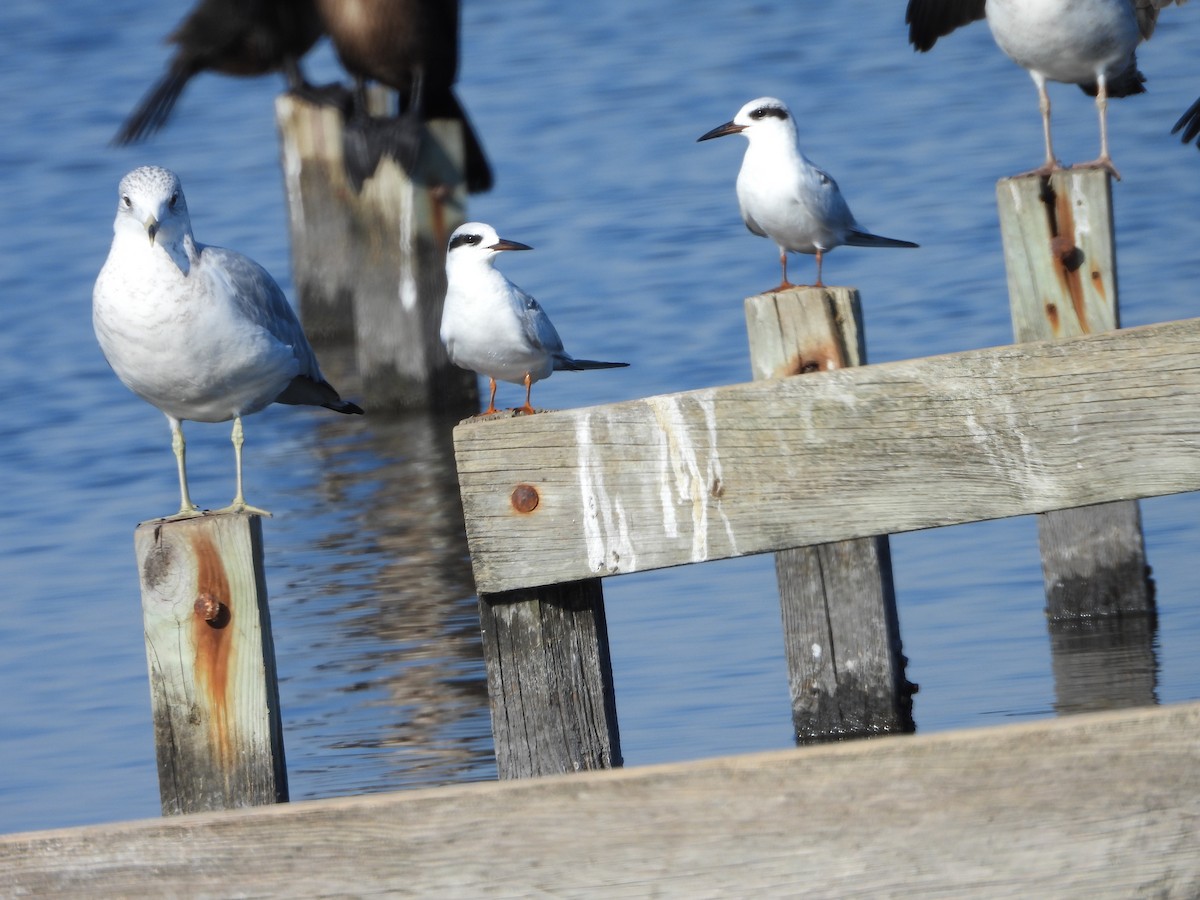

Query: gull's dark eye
left=121, top=194, right=132, bottom=209
left=168, top=192, right=179, bottom=210
left=751, top=108, right=766, bottom=120
left=467, top=234, right=481, bottom=244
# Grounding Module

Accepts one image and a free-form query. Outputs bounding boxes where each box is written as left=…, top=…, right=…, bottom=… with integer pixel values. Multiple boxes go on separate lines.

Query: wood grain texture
left=454, top=316, right=1200, bottom=594
left=746, top=288, right=911, bottom=741
left=997, top=169, right=1152, bottom=617
left=479, top=581, right=622, bottom=778
left=4, top=702, right=1198, bottom=897
left=134, top=513, right=287, bottom=814
left=997, top=170, right=1118, bottom=340
left=275, top=93, right=477, bottom=412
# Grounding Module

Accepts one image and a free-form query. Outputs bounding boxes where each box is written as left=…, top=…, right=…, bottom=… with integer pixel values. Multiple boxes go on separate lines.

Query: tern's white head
left=113, top=165, right=193, bottom=250
left=446, top=222, right=533, bottom=268
left=697, top=96, right=798, bottom=147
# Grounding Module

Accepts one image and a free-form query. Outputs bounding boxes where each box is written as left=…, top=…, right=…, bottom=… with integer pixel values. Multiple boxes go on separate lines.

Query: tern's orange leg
left=768, top=246, right=797, bottom=293
left=475, top=377, right=498, bottom=416
left=518, top=372, right=536, bottom=415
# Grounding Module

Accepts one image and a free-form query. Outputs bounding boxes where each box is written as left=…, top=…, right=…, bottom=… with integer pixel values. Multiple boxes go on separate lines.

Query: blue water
left=2, top=0, right=1199, bottom=834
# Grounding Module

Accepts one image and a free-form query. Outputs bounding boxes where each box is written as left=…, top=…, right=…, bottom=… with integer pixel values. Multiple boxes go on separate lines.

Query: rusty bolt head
left=511, top=483, right=540, bottom=513
left=1050, top=234, right=1077, bottom=266
left=195, top=593, right=221, bottom=623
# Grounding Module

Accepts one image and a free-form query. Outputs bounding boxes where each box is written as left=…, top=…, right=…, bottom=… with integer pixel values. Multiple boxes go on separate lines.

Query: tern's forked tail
left=844, top=230, right=919, bottom=249
left=555, top=357, right=630, bottom=372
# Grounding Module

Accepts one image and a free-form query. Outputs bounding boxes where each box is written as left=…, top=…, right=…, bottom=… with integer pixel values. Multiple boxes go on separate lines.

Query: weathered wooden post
left=478, top=581, right=622, bottom=779
left=134, top=513, right=287, bottom=814
left=745, top=287, right=914, bottom=741
left=276, top=92, right=478, bottom=413
left=458, top=433, right=622, bottom=779
left=1048, top=617, right=1158, bottom=715
left=996, top=170, right=1153, bottom=618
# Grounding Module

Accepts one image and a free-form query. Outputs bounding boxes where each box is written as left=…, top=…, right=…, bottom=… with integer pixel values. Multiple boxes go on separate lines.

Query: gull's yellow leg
left=215, top=415, right=272, bottom=517
left=160, top=415, right=204, bottom=521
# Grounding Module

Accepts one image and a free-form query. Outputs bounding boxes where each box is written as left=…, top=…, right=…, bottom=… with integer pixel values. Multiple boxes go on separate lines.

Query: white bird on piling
left=440, top=222, right=628, bottom=416
left=698, top=97, right=917, bottom=292
left=904, top=0, right=1187, bottom=180
left=93, top=165, right=363, bottom=520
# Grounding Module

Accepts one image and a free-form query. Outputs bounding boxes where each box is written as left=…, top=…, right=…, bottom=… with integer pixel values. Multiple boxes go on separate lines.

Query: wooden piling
left=744, top=287, right=913, bottom=741
left=275, top=93, right=478, bottom=413
left=478, top=579, right=622, bottom=779
left=996, top=170, right=1153, bottom=618
left=1048, top=616, right=1158, bottom=715
left=134, top=513, right=287, bottom=814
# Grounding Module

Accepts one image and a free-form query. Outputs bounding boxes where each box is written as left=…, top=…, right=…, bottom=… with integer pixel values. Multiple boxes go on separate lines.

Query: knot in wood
left=510, top=483, right=540, bottom=514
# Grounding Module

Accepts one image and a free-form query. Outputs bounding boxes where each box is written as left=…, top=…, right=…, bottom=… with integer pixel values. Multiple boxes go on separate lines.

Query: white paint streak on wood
left=577, top=413, right=636, bottom=576
left=646, top=393, right=735, bottom=563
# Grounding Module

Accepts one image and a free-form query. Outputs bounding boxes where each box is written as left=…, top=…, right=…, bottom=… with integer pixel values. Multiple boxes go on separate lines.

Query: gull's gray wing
left=197, top=243, right=323, bottom=381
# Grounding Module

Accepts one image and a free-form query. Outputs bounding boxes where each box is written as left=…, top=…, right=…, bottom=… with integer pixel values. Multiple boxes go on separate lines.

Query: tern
left=698, top=97, right=917, bottom=291
left=440, top=223, right=627, bottom=416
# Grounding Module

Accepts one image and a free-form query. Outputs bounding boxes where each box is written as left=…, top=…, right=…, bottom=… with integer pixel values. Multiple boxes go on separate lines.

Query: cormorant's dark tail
left=441, top=90, right=494, bottom=194
left=112, top=66, right=194, bottom=146
left=1173, top=96, right=1200, bottom=148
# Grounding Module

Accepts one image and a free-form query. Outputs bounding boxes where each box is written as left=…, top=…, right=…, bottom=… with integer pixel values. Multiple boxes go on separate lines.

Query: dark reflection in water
left=267, top=349, right=496, bottom=798
left=1049, top=616, right=1159, bottom=716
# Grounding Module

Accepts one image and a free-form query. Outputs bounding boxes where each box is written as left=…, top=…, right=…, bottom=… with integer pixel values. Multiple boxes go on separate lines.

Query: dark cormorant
left=113, top=0, right=326, bottom=145
left=314, top=0, right=493, bottom=192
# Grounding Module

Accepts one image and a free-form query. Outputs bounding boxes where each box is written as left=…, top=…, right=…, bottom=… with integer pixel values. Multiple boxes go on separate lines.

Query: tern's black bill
left=491, top=239, right=533, bottom=252
left=697, top=121, right=746, bottom=142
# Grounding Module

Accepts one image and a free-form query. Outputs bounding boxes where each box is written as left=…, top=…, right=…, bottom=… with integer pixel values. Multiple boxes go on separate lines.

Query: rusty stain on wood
left=190, top=529, right=234, bottom=768
left=1045, top=181, right=1091, bottom=335
left=1045, top=302, right=1060, bottom=334
left=1090, top=268, right=1107, bottom=304
left=783, top=340, right=843, bottom=376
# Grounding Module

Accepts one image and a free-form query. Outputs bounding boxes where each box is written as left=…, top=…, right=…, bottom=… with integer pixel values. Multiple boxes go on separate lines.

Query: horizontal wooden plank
left=3, top=702, right=1198, bottom=896
left=453, top=317, right=1200, bottom=593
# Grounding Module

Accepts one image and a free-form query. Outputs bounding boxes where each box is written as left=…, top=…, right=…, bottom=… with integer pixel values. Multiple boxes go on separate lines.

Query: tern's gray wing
left=805, top=166, right=859, bottom=234
left=905, top=0, right=986, bottom=51
left=514, top=285, right=566, bottom=356
left=197, top=243, right=323, bottom=380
